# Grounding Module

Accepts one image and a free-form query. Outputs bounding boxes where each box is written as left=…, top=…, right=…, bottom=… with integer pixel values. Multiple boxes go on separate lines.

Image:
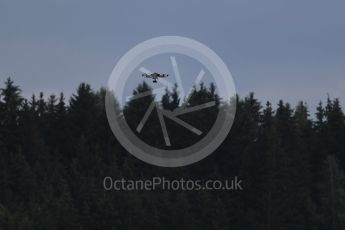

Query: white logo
left=106, top=36, right=236, bottom=167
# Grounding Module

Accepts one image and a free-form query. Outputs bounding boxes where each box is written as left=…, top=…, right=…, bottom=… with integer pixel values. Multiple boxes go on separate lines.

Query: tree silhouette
left=0, top=78, right=344, bottom=229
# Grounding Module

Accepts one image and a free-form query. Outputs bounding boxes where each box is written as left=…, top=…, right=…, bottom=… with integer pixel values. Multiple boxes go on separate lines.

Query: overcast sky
left=0, top=0, right=344, bottom=113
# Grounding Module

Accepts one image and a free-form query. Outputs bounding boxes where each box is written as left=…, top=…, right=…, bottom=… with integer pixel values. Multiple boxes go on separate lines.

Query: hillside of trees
left=1, top=78, right=345, bottom=230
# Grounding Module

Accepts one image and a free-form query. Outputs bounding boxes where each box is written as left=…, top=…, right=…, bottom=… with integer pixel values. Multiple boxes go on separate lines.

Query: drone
left=142, top=72, right=169, bottom=83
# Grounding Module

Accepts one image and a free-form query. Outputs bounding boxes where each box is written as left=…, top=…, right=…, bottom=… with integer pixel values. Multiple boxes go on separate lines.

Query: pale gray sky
left=0, top=0, right=344, bottom=113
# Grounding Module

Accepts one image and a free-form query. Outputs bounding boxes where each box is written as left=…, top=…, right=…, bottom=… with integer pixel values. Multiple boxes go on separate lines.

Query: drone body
left=142, top=72, right=169, bottom=83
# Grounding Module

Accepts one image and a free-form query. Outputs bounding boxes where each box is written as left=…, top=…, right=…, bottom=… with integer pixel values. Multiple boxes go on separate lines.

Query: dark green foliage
left=0, top=78, right=345, bottom=229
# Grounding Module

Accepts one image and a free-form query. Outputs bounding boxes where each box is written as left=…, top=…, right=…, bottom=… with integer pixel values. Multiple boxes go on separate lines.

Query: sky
left=0, top=0, right=344, bottom=114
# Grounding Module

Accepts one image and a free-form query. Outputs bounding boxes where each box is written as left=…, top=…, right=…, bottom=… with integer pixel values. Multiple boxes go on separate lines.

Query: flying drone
left=142, top=72, right=169, bottom=83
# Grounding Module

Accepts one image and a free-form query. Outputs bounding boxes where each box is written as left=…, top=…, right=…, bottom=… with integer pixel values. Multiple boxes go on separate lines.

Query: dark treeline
left=0, top=77, right=345, bottom=230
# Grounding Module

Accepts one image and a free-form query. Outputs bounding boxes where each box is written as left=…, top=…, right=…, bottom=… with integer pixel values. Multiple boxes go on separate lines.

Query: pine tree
left=161, top=84, right=180, bottom=111
left=67, top=83, right=99, bottom=157
left=324, top=98, right=345, bottom=170
left=0, top=78, right=23, bottom=153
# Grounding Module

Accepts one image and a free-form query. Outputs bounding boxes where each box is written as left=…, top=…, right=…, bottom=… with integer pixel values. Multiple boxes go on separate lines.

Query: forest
left=0, top=77, right=345, bottom=230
